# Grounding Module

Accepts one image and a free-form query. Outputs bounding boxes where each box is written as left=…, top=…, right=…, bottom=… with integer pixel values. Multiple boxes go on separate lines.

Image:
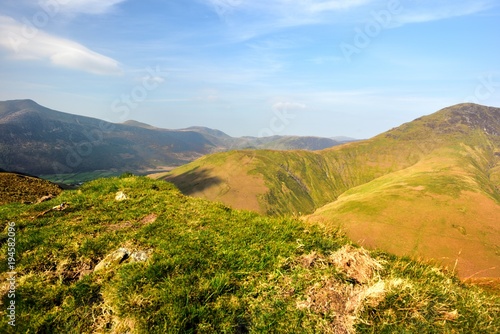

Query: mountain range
left=154, top=103, right=500, bottom=278
left=0, top=99, right=348, bottom=175
left=1, top=99, right=499, bottom=278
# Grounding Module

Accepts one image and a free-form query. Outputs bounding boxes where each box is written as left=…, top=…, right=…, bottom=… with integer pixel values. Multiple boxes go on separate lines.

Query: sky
left=0, top=0, right=499, bottom=139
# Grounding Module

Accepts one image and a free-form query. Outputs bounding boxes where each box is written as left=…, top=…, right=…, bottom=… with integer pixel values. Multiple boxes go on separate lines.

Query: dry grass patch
left=329, top=245, right=384, bottom=284
left=293, top=246, right=388, bottom=333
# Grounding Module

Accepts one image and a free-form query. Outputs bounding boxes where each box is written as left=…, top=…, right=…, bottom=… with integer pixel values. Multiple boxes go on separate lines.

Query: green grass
left=40, top=170, right=123, bottom=185
left=0, top=176, right=498, bottom=333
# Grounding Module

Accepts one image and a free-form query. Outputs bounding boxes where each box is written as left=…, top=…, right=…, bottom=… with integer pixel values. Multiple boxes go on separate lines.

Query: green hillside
left=1, top=176, right=498, bottom=333
left=155, top=104, right=500, bottom=277
left=159, top=104, right=499, bottom=215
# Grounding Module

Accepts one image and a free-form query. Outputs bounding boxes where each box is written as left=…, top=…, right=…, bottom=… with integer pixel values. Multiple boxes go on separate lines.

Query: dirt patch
left=0, top=172, right=62, bottom=205
left=140, top=213, right=158, bottom=224
left=107, top=221, right=134, bottom=231
left=107, top=213, right=158, bottom=231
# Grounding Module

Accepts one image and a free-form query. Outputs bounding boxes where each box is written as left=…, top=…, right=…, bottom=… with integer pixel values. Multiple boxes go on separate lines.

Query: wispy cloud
left=201, top=0, right=373, bottom=15
left=57, top=0, right=127, bottom=15
left=395, top=1, right=496, bottom=25
left=303, top=0, right=373, bottom=13
left=201, top=0, right=497, bottom=42
left=0, top=15, right=122, bottom=75
left=16, top=0, right=128, bottom=16
left=199, top=0, right=373, bottom=37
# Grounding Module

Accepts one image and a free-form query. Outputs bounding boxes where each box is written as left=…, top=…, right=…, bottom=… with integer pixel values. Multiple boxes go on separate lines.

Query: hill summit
left=0, top=176, right=498, bottom=332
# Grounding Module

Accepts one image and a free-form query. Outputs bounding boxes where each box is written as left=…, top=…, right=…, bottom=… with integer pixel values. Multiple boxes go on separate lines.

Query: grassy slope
left=306, top=144, right=500, bottom=277
left=158, top=105, right=498, bottom=215
left=306, top=108, right=500, bottom=278
left=0, top=176, right=498, bottom=333
left=155, top=104, right=500, bottom=278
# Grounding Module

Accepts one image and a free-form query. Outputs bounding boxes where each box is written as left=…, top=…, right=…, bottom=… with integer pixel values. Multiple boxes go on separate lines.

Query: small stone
left=52, top=202, right=68, bottom=211
left=115, top=191, right=128, bottom=201
left=94, top=248, right=130, bottom=272
left=130, top=251, right=149, bottom=262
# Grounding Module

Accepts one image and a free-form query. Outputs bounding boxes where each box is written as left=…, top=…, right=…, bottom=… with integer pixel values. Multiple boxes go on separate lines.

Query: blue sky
left=0, top=0, right=499, bottom=138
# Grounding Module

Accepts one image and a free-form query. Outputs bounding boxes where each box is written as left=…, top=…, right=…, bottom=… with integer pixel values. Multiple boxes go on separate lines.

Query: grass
left=40, top=171, right=124, bottom=185
left=158, top=104, right=500, bottom=281
left=0, top=176, right=499, bottom=333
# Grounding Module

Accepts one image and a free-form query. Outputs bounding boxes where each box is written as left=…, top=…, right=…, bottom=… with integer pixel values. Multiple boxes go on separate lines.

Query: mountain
left=154, top=103, right=500, bottom=277
left=0, top=100, right=345, bottom=175
left=0, top=100, right=216, bottom=175
left=0, top=175, right=497, bottom=332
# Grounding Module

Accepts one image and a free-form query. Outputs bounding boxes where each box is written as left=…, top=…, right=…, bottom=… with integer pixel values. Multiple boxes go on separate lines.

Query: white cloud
left=0, top=15, right=122, bottom=75
left=395, top=1, right=496, bottom=26
left=197, top=0, right=375, bottom=42
left=202, top=0, right=373, bottom=14
left=22, top=0, right=127, bottom=16
left=303, top=0, right=373, bottom=13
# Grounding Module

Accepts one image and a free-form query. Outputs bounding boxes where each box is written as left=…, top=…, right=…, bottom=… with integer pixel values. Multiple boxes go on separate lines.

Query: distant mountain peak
left=122, top=120, right=157, bottom=129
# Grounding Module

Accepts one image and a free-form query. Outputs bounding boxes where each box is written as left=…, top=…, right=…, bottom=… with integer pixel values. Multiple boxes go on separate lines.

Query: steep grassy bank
left=0, top=176, right=498, bottom=333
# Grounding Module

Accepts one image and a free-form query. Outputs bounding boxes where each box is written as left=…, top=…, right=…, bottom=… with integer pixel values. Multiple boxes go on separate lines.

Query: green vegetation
left=41, top=171, right=123, bottom=185
left=159, top=104, right=500, bottom=278
left=1, top=176, right=498, bottom=333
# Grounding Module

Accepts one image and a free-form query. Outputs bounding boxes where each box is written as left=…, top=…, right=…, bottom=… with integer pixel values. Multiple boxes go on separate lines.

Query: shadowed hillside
left=155, top=103, right=500, bottom=277
left=0, top=100, right=346, bottom=176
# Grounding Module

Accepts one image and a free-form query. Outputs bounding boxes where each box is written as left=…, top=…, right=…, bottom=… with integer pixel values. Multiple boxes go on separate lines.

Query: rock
left=130, top=251, right=149, bottom=262
left=115, top=191, right=128, bottom=201
left=94, top=248, right=130, bottom=272
left=37, top=194, right=55, bottom=203
left=52, top=202, right=68, bottom=211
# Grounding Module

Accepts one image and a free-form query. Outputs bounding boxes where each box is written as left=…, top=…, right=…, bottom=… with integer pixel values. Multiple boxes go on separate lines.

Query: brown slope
left=0, top=172, right=62, bottom=205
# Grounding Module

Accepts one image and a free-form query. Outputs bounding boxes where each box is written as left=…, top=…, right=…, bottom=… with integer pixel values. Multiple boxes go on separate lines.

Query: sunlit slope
left=306, top=143, right=500, bottom=278
left=157, top=104, right=500, bottom=217
left=150, top=150, right=270, bottom=212
left=303, top=104, right=500, bottom=277
left=155, top=123, right=444, bottom=215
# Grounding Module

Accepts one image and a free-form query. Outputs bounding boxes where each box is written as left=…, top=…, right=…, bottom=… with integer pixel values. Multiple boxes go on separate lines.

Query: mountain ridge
left=0, top=99, right=348, bottom=175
